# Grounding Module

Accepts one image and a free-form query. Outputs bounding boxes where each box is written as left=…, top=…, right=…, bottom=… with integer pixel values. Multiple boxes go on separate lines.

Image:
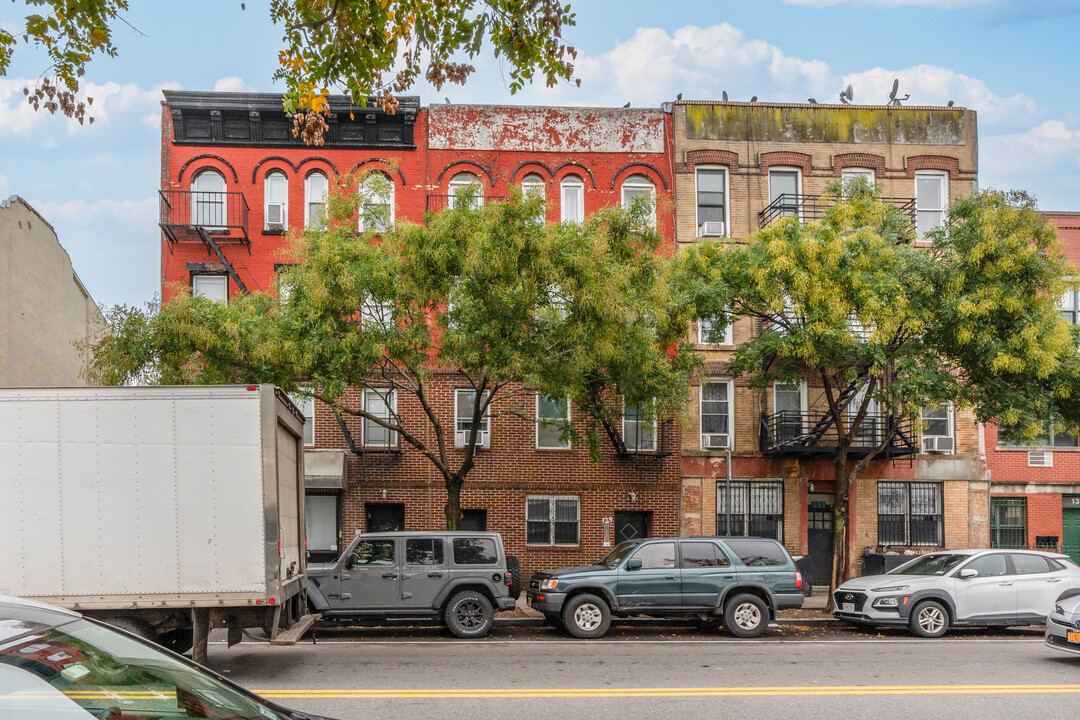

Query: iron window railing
left=877, top=481, right=944, bottom=548
left=716, top=480, right=784, bottom=542
left=758, top=194, right=916, bottom=229
left=990, top=497, right=1027, bottom=549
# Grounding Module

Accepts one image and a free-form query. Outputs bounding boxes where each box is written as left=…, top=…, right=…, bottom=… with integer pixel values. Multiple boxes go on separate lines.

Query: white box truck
left=0, top=384, right=316, bottom=664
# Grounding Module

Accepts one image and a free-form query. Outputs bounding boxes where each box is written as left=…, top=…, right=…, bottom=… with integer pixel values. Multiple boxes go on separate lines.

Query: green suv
left=526, top=537, right=804, bottom=638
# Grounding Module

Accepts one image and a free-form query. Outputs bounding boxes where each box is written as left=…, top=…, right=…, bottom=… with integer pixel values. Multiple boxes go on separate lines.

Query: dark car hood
left=534, top=565, right=607, bottom=578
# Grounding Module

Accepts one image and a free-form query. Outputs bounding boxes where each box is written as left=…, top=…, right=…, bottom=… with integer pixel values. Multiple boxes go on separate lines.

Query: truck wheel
left=505, top=555, right=523, bottom=600
left=157, top=628, right=194, bottom=655
left=105, top=617, right=155, bottom=642
left=444, top=591, right=494, bottom=638
left=723, top=594, right=769, bottom=638
left=562, top=593, right=611, bottom=639
left=909, top=600, right=950, bottom=638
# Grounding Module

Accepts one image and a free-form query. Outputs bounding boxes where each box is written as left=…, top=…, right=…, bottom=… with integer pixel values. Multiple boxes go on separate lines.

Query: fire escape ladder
left=600, top=416, right=629, bottom=455
left=803, top=369, right=869, bottom=444
left=194, top=226, right=250, bottom=295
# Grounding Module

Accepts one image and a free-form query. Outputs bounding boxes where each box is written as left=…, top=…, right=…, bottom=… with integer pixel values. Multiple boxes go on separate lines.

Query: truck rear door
left=276, top=422, right=302, bottom=582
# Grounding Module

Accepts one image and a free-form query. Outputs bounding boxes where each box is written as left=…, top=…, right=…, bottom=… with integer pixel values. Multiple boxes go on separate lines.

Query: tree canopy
left=86, top=180, right=694, bottom=527
left=3, top=0, right=577, bottom=143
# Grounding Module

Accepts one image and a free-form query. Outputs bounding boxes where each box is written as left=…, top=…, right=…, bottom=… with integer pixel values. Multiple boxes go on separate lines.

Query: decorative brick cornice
left=681, top=149, right=740, bottom=173
left=905, top=155, right=962, bottom=179
left=832, top=153, right=887, bottom=175
left=759, top=151, right=812, bottom=174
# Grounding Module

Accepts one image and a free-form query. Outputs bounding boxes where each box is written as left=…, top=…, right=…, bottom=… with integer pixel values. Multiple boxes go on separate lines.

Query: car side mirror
left=625, top=558, right=642, bottom=571
left=344, top=554, right=356, bottom=571
left=958, top=568, right=978, bottom=579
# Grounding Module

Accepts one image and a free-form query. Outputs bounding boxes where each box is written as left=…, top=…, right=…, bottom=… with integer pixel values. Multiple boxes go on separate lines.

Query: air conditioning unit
left=1028, top=450, right=1053, bottom=467
left=700, top=221, right=725, bottom=237
left=266, top=202, right=285, bottom=229
left=922, top=436, right=954, bottom=454
left=456, top=430, right=489, bottom=448
left=702, top=433, right=730, bottom=450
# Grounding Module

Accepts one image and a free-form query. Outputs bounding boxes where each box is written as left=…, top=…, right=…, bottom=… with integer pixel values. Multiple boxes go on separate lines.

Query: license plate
left=842, top=602, right=855, bottom=613
left=527, top=596, right=532, bottom=607
left=1068, top=631, right=1080, bottom=644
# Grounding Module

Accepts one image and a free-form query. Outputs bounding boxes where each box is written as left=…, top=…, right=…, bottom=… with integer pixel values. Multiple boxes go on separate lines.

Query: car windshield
left=597, top=541, right=640, bottom=568
left=0, top=616, right=285, bottom=719
left=887, top=553, right=969, bottom=576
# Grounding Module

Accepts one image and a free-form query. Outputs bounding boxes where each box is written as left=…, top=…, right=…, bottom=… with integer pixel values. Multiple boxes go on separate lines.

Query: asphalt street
left=203, top=622, right=1080, bottom=720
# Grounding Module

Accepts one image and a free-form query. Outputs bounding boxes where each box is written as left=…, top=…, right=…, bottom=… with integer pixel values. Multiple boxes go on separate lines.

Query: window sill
left=536, top=446, right=573, bottom=452
left=262, top=228, right=287, bottom=236
left=695, top=343, right=735, bottom=350
left=525, top=544, right=581, bottom=549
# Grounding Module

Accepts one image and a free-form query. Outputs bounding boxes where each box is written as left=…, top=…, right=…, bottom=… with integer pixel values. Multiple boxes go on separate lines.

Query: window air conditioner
left=456, top=429, right=489, bottom=448
left=266, top=202, right=285, bottom=228
left=700, top=221, right=725, bottom=237
left=922, top=436, right=954, bottom=454
left=1028, top=450, right=1053, bottom=467
left=702, top=433, right=730, bottom=450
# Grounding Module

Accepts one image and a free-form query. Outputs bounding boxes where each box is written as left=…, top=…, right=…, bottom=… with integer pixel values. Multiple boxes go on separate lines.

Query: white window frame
left=536, top=394, right=571, bottom=450
left=768, top=167, right=802, bottom=220
left=695, top=166, right=728, bottom=237
left=1059, top=284, right=1079, bottom=325
left=697, top=314, right=734, bottom=346
left=525, top=495, right=580, bottom=546
left=773, top=380, right=807, bottom=437
left=289, top=393, right=315, bottom=446
left=359, top=173, right=395, bottom=232
left=264, top=171, right=288, bottom=231
left=455, top=388, right=491, bottom=448
left=560, top=175, right=585, bottom=224
left=192, top=274, right=228, bottom=304
left=448, top=172, right=484, bottom=209
left=921, top=403, right=955, bottom=454
left=622, top=400, right=658, bottom=452
left=361, top=296, right=394, bottom=329
left=362, top=388, right=397, bottom=449
left=914, top=170, right=948, bottom=243
left=620, top=175, right=656, bottom=228
left=841, top=167, right=875, bottom=195
left=522, top=173, right=546, bottom=221
left=304, top=171, right=329, bottom=229
left=699, top=378, right=734, bottom=451
left=190, top=169, right=227, bottom=229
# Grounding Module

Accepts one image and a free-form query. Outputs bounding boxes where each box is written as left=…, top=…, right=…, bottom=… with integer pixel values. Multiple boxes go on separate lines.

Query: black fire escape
left=159, top=189, right=259, bottom=294
left=333, top=413, right=403, bottom=469
left=600, top=416, right=675, bottom=482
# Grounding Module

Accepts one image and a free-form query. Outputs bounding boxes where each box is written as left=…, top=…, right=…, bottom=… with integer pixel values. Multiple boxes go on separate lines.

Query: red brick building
left=983, top=212, right=1080, bottom=563
left=158, top=91, right=678, bottom=575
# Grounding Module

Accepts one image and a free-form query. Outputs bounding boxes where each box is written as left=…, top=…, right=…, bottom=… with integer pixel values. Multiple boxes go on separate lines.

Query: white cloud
left=0, top=78, right=44, bottom=136
left=76, top=80, right=181, bottom=129
left=33, top=196, right=158, bottom=232
left=982, top=121, right=1080, bottom=178
left=213, top=76, right=257, bottom=93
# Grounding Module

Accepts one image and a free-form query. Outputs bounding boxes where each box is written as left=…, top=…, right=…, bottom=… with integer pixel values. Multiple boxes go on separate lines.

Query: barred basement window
left=990, top=498, right=1027, bottom=549
left=878, top=481, right=944, bottom=547
left=716, top=480, right=784, bottom=542
left=526, top=496, right=579, bottom=546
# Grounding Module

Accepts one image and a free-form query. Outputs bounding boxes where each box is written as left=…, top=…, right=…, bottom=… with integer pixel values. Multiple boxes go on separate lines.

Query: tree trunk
left=444, top=476, right=463, bottom=530
left=827, top=455, right=853, bottom=611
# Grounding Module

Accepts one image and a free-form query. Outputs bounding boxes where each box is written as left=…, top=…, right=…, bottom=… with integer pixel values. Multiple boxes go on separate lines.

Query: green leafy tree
left=85, top=181, right=694, bottom=528
left=2, top=0, right=577, bottom=144
left=672, top=182, right=1079, bottom=598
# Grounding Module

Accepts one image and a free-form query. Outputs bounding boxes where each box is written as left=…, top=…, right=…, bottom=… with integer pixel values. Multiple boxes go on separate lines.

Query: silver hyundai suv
left=834, top=549, right=1080, bottom=637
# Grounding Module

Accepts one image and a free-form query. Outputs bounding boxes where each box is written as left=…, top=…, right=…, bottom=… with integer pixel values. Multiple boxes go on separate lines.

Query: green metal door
left=1063, top=506, right=1080, bottom=564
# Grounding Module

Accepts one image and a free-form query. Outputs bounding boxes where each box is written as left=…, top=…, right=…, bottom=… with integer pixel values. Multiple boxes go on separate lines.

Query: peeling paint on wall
left=428, top=105, right=666, bottom=153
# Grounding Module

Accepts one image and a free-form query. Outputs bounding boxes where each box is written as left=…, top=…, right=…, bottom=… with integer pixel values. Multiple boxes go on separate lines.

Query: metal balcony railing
left=160, top=190, right=250, bottom=246
left=759, top=410, right=918, bottom=459
left=426, top=194, right=509, bottom=213
left=757, top=194, right=917, bottom=229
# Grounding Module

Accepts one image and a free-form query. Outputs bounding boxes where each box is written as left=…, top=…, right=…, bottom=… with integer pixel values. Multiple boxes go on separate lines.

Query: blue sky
left=2, top=0, right=1079, bottom=308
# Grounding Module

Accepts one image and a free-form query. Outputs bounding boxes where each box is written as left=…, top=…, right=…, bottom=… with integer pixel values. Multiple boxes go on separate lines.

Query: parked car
left=833, top=549, right=1080, bottom=637
left=526, top=536, right=804, bottom=639
left=1045, top=588, right=1080, bottom=656
left=307, top=531, right=521, bottom=638
left=0, top=594, right=336, bottom=719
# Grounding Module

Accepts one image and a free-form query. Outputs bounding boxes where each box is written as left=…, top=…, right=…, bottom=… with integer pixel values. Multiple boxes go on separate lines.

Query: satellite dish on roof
left=722, top=91, right=728, bottom=102
left=887, top=78, right=909, bottom=106
left=839, top=84, right=854, bottom=104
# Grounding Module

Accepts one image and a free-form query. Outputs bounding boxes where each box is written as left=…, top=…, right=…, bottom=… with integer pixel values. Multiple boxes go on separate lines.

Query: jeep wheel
left=505, top=555, right=522, bottom=600
left=444, top=591, right=494, bottom=638
left=562, top=593, right=611, bottom=639
left=909, top=600, right=949, bottom=638
left=723, top=593, right=769, bottom=638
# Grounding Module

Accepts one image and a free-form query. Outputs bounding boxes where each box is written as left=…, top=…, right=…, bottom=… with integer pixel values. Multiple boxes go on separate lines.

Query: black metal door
left=807, top=501, right=834, bottom=586
left=366, top=503, right=405, bottom=532
left=615, top=512, right=649, bottom=544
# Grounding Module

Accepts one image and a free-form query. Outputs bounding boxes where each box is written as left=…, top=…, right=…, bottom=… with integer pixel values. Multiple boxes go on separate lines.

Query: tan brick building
left=669, top=100, right=988, bottom=582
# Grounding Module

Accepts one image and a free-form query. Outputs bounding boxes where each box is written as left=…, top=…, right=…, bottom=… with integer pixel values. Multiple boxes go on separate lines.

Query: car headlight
left=539, top=579, right=559, bottom=590
left=872, top=585, right=909, bottom=593
left=872, top=596, right=901, bottom=608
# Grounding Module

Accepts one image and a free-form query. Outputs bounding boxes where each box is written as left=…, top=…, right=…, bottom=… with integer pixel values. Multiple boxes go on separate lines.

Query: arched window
left=264, top=171, right=288, bottom=230
left=305, top=171, right=329, bottom=229
left=447, top=171, right=483, bottom=209
left=620, top=174, right=655, bottom=227
left=521, top=173, right=545, bottom=221
left=560, top=175, right=584, bottom=224
left=190, top=169, right=226, bottom=228
left=359, top=173, right=394, bottom=232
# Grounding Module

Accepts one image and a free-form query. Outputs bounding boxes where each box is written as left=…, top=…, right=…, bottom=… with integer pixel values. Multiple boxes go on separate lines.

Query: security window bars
left=990, top=498, right=1027, bottom=549
left=878, top=481, right=944, bottom=547
left=716, top=480, right=784, bottom=542
left=526, top=495, right=580, bottom=546
left=536, top=394, right=571, bottom=449
left=696, top=168, right=726, bottom=236
left=362, top=389, right=396, bottom=449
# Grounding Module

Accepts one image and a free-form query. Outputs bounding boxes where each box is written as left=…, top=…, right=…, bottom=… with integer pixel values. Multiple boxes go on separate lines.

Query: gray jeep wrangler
left=307, top=531, right=521, bottom=638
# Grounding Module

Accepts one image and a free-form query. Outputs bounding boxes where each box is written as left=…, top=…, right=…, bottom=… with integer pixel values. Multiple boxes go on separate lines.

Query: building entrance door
left=1064, top=499, right=1080, bottom=564
left=808, top=495, right=834, bottom=587
left=614, top=512, right=649, bottom=544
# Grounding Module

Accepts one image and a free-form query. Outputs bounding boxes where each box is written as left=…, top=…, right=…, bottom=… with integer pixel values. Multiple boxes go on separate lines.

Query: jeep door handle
left=428, top=572, right=444, bottom=578
left=382, top=573, right=398, bottom=579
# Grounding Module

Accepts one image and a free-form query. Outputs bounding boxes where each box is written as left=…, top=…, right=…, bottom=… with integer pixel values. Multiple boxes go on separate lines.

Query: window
left=915, top=171, right=947, bottom=242
left=455, top=389, right=491, bottom=448
left=262, top=171, right=288, bottom=231
left=621, top=175, right=655, bottom=227
left=877, top=481, right=944, bottom=547
left=623, top=401, right=656, bottom=452
left=631, top=542, right=676, bottom=569
left=960, top=552, right=1008, bottom=577
left=192, top=275, right=228, bottom=304
left=349, top=539, right=395, bottom=566
left=452, top=537, right=498, bottom=564
left=697, top=314, right=733, bottom=345
left=526, top=495, right=579, bottom=546
left=304, top=494, right=340, bottom=559
left=990, top=498, right=1027, bottom=549
left=681, top=541, right=729, bottom=568
left=1010, top=553, right=1054, bottom=575
left=560, top=175, right=584, bottom=224
left=276, top=264, right=296, bottom=303
left=363, top=388, right=396, bottom=449
left=696, top=167, right=727, bottom=237
left=768, top=168, right=800, bottom=218
left=365, top=503, right=405, bottom=531
left=191, top=170, right=226, bottom=227
left=921, top=404, right=954, bottom=454
left=359, top=173, right=394, bottom=232
left=724, top=538, right=790, bottom=567
left=716, top=480, right=784, bottom=541
left=700, top=380, right=732, bottom=451
left=522, top=173, right=545, bottom=221
left=305, top=171, right=329, bottom=228
left=448, top=172, right=483, bottom=209
left=1002, top=419, right=1079, bottom=448
left=361, top=296, right=394, bottom=329
left=405, top=538, right=444, bottom=566
left=1059, top=286, right=1079, bottom=325
left=291, top=393, right=315, bottom=446
left=841, top=167, right=875, bottom=195
left=460, top=509, right=487, bottom=531
left=773, top=382, right=805, bottom=444
left=536, top=394, right=571, bottom=449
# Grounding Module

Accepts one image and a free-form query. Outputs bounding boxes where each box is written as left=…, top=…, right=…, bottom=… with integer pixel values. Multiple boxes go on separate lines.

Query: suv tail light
left=504, top=572, right=512, bottom=586
left=795, top=570, right=803, bottom=590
